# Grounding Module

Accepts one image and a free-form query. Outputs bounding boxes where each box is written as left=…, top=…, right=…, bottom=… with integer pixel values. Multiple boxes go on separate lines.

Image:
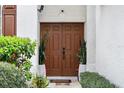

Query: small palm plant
left=31, top=74, right=49, bottom=88
left=78, top=40, right=86, bottom=64
left=39, top=32, right=49, bottom=65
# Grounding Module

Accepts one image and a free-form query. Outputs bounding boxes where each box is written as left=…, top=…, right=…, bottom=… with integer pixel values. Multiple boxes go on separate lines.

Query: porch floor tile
left=47, top=80, right=81, bottom=88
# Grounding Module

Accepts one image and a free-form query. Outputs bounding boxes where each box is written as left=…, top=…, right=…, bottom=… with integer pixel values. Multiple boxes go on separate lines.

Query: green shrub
left=0, top=62, right=28, bottom=88
left=0, top=36, right=36, bottom=81
left=80, top=72, right=116, bottom=88
left=31, top=74, right=49, bottom=88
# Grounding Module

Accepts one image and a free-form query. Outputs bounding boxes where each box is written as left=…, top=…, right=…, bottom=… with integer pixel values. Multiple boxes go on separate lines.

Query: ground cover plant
left=0, top=62, right=28, bottom=88
left=80, top=72, right=116, bottom=88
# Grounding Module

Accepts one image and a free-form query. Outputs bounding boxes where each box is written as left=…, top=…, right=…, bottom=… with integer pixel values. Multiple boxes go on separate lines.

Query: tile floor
left=48, top=80, right=82, bottom=88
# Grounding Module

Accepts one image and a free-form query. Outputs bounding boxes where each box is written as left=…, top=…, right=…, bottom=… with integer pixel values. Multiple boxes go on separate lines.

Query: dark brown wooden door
left=2, top=5, right=16, bottom=36
left=40, top=23, right=84, bottom=76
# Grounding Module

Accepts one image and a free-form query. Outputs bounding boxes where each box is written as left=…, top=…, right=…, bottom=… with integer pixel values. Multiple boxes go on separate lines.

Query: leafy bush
left=31, top=74, right=49, bottom=88
left=77, top=40, right=86, bottom=64
left=80, top=72, right=116, bottom=88
left=0, top=62, right=28, bottom=88
left=0, top=36, right=36, bottom=81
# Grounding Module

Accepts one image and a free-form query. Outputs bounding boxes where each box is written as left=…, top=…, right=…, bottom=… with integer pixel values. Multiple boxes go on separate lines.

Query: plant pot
left=37, top=64, right=46, bottom=77
left=78, top=64, right=86, bottom=81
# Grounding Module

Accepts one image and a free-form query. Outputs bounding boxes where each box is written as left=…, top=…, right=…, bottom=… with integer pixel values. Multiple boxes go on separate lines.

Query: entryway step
left=47, top=76, right=78, bottom=81
left=47, top=80, right=81, bottom=88
left=47, top=76, right=81, bottom=88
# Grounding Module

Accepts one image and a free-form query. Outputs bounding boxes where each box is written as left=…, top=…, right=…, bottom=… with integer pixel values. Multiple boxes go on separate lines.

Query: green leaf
left=0, top=36, right=36, bottom=81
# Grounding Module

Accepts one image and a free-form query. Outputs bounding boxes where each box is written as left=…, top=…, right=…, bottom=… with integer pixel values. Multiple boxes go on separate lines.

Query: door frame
left=40, top=22, right=85, bottom=24
left=40, top=22, right=85, bottom=77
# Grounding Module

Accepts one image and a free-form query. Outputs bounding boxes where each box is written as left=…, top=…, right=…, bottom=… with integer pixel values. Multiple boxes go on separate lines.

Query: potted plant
left=77, top=40, right=87, bottom=80
left=31, top=74, right=49, bottom=88
left=38, top=32, right=49, bottom=76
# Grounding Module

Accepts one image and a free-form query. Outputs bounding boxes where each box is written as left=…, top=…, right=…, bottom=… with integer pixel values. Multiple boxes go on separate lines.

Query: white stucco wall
left=86, top=6, right=96, bottom=72
left=40, top=5, right=86, bottom=22
left=17, top=5, right=39, bottom=74
left=16, top=5, right=124, bottom=87
left=96, top=6, right=124, bottom=87
left=16, top=5, right=86, bottom=74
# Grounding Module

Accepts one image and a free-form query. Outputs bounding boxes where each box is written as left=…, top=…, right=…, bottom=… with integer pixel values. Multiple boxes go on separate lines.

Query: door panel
left=4, top=15, right=15, bottom=36
left=41, top=24, right=62, bottom=76
left=62, top=24, right=83, bottom=76
left=40, top=23, right=84, bottom=76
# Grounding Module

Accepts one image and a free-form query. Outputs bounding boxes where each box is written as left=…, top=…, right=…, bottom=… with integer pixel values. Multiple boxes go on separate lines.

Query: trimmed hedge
left=0, top=36, right=36, bottom=62
left=80, top=72, right=116, bottom=88
left=0, top=62, right=28, bottom=88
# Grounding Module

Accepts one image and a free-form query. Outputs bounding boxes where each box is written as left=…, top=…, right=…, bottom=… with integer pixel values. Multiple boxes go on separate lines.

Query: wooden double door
left=40, top=23, right=84, bottom=76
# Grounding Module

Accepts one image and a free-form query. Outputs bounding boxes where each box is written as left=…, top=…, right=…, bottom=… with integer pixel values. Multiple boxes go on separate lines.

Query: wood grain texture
left=2, top=5, right=16, bottom=36
left=40, top=23, right=84, bottom=76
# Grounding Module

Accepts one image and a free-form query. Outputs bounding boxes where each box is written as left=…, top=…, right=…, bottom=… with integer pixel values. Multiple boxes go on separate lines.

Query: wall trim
left=40, top=22, right=85, bottom=24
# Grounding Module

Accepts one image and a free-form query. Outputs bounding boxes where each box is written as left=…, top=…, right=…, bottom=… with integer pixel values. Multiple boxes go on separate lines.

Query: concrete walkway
left=48, top=80, right=82, bottom=88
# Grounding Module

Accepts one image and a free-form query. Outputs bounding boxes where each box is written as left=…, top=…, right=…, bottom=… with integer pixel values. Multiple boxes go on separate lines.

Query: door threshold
left=47, top=76, right=78, bottom=81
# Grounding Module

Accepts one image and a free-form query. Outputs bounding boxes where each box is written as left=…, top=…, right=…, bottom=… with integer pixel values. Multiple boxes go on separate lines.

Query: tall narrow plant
left=77, top=40, right=87, bottom=64
left=39, top=32, right=49, bottom=65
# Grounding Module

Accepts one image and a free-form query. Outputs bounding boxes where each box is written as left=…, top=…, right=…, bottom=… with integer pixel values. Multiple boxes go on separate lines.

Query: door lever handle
left=63, top=48, right=65, bottom=54
left=62, top=48, right=65, bottom=59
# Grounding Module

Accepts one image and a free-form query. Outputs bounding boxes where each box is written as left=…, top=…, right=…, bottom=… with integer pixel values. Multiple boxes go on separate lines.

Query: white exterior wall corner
left=86, top=6, right=96, bottom=72
left=96, top=6, right=124, bottom=87
left=17, top=5, right=39, bottom=74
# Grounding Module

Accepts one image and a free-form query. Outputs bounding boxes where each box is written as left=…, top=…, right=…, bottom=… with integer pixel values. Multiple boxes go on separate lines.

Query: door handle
left=62, top=48, right=65, bottom=59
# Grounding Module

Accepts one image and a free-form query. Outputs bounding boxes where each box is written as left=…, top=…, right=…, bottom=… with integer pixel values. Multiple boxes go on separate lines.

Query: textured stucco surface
left=17, top=5, right=39, bottom=73
left=96, top=6, right=124, bottom=87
